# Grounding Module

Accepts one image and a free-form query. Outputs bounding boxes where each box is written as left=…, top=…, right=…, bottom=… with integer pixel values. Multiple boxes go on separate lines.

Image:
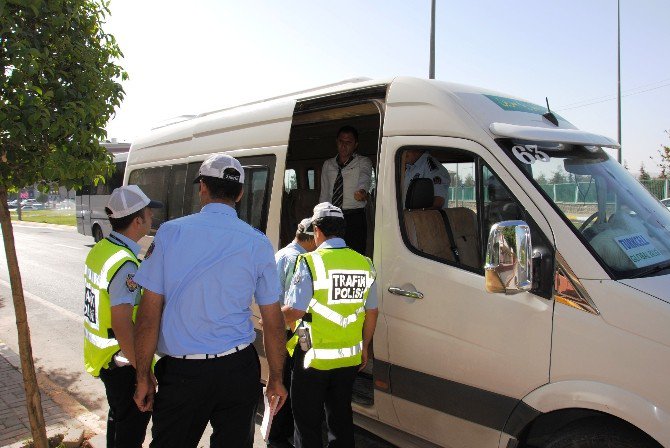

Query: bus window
left=128, top=166, right=169, bottom=229
left=238, top=166, right=269, bottom=231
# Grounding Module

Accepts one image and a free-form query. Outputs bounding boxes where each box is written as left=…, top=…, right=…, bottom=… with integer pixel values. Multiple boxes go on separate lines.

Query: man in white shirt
left=403, top=149, right=451, bottom=209
left=319, top=125, right=373, bottom=254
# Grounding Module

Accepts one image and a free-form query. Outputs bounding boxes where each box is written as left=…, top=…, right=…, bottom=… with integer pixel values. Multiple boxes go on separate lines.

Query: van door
left=376, top=136, right=554, bottom=447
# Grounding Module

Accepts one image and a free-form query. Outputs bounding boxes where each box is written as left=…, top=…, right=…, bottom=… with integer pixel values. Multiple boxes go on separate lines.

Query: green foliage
left=656, top=130, right=670, bottom=179
left=463, top=173, right=475, bottom=187
left=0, top=0, right=126, bottom=191
left=550, top=167, right=566, bottom=184
left=639, top=162, right=651, bottom=181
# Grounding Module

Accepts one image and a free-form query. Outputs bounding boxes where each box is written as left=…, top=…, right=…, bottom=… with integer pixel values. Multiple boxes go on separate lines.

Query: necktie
left=332, top=168, right=344, bottom=208
left=332, top=156, right=352, bottom=208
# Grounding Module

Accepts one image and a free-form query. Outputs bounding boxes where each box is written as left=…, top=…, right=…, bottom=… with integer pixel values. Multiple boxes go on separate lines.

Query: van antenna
left=543, top=97, right=559, bottom=126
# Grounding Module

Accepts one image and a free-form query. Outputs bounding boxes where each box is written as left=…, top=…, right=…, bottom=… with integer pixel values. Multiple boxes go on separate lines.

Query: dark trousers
left=99, top=364, right=151, bottom=448
left=343, top=209, right=367, bottom=255
left=267, top=349, right=294, bottom=447
left=291, top=348, right=358, bottom=448
left=150, top=345, right=261, bottom=448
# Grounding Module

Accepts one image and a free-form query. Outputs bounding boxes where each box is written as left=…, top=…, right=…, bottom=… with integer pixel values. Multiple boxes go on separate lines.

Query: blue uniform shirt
left=275, top=241, right=307, bottom=305
left=285, top=238, right=378, bottom=311
left=107, top=231, right=141, bottom=307
left=134, top=203, right=280, bottom=356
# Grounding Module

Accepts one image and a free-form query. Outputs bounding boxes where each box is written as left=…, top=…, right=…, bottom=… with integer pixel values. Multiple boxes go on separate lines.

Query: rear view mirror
left=485, top=221, right=532, bottom=294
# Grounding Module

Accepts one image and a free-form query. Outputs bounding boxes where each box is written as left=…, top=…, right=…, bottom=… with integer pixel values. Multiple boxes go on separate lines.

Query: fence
left=448, top=179, right=670, bottom=205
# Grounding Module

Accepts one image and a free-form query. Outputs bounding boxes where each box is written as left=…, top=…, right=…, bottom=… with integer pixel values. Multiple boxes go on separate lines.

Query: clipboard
left=260, top=387, right=280, bottom=442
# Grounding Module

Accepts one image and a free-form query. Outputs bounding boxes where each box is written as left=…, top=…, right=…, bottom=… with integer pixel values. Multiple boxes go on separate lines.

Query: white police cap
left=297, top=217, right=314, bottom=236
left=106, top=185, right=163, bottom=219
left=311, top=202, right=344, bottom=220
left=193, top=153, right=245, bottom=184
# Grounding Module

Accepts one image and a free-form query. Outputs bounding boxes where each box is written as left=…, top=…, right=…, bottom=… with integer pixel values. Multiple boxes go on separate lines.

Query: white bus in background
left=76, top=151, right=127, bottom=242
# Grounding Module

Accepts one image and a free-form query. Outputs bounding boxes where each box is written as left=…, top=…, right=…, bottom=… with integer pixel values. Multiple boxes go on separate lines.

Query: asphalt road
left=0, top=222, right=395, bottom=447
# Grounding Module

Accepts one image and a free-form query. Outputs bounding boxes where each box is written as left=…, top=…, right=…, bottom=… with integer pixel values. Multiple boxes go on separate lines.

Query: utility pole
left=617, top=0, right=622, bottom=162
left=429, top=0, right=436, bottom=79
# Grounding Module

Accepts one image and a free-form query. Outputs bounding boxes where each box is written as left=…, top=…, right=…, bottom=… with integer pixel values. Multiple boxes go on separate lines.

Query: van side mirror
left=484, top=220, right=532, bottom=294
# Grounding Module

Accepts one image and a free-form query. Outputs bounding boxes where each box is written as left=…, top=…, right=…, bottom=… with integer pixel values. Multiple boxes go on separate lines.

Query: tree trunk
left=0, top=187, right=48, bottom=448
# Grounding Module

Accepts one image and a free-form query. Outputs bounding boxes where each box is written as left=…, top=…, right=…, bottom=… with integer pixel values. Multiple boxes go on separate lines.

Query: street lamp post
left=429, top=0, right=436, bottom=79
left=617, top=0, right=622, bottom=162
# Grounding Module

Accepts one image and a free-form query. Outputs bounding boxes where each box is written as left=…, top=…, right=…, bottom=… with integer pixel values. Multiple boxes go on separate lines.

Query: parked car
left=661, top=198, right=670, bottom=209
left=7, top=200, right=18, bottom=210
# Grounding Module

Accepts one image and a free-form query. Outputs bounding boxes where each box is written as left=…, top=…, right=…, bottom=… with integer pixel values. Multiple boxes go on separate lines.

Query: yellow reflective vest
left=83, top=238, right=139, bottom=377
left=288, top=246, right=375, bottom=370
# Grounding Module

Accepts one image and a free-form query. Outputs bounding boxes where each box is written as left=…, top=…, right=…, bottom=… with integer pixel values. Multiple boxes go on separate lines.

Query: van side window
left=398, top=147, right=481, bottom=271
left=128, top=166, right=169, bottom=229
left=184, top=162, right=202, bottom=216
left=238, top=166, right=269, bottom=230
left=167, top=164, right=188, bottom=221
left=307, top=169, right=315, bottom=190
left=285, top=169, right=297, bottom=193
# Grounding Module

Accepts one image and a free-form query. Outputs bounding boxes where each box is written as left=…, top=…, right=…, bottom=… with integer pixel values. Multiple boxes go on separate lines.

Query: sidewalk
left=0, top=342, right=93, bottom=448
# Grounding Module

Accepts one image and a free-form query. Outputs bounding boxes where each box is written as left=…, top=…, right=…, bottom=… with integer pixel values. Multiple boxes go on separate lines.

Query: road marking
left=55, top=244, right=85, bottom=250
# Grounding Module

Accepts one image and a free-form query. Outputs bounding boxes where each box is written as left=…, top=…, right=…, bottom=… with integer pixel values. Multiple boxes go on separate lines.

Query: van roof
left=130, top=77, right=618, bottom=159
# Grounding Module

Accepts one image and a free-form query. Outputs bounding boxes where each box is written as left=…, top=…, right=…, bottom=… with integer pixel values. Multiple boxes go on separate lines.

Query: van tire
left=543, top=417, right=659, bottom=448
left=93, top=225, right=104, bottom=243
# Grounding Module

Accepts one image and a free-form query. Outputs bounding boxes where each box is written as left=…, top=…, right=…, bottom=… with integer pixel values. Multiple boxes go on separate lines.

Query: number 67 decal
left=512, top=145, right=550, bottom=164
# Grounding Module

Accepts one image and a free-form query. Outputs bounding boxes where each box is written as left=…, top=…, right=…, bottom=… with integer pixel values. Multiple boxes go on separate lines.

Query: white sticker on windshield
left=512, top=145, right=550, bottom=164
left=614, top=233, right=666, bottom=268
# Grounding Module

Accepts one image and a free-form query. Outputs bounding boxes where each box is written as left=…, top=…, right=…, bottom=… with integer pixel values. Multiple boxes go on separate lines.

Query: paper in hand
left=260, top=387, right=280, bottom=442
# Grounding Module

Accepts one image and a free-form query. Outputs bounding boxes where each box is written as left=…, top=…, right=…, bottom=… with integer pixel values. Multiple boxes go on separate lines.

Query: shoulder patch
left=125, top=273, right=139, bottom=293
left=144, top=242, right=155, bottom=260
left=427, top=157, right=438, bottom=171
left=433, top=176, right=442, bottom=185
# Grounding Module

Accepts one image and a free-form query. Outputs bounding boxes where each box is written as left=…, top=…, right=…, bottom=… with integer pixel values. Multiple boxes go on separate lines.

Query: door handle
left=388, top=286, right=424, bottom=299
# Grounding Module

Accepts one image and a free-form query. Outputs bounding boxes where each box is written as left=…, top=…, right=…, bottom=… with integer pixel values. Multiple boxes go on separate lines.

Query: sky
left=103, top=0, right=670, bottom=174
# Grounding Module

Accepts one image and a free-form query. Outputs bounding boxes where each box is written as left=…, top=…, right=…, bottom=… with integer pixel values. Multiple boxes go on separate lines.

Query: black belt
left=342, top=208, right=365, bottom=216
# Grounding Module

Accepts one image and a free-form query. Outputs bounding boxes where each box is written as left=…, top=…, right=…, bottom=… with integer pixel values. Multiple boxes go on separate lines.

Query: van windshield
left=498, top=140, right=670, bottom=279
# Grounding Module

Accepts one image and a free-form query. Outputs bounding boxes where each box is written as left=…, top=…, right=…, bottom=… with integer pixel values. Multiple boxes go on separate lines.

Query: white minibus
left=124, top=77, right=669, bottom=448
left=76, top=151, right=128, bottom=241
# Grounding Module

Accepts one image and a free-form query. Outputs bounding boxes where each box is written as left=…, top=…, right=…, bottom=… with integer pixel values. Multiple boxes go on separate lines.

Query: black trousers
left=291, top=348, right=358, bottom=448
left=343, top=209, right=367, bottom=255
left=99, top=364, right=151, bottom=448
left=267, top=349, right=294, bottom=447
left=150, top=345, right=261, bottom=448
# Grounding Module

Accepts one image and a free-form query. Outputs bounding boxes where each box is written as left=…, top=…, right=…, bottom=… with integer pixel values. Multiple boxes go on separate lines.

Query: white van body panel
left=522, top=380, right=670, bottom=447
left=549, top=279, right=670, bottom=446
left=620, top=275, right=670, bottom=304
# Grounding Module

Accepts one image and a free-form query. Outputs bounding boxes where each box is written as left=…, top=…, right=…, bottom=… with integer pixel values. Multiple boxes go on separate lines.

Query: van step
left=353, top=373, right=374, bottom=406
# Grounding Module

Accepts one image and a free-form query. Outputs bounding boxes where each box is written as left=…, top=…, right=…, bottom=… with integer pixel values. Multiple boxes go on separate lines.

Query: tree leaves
left=1, top=0, right=125, bottom=190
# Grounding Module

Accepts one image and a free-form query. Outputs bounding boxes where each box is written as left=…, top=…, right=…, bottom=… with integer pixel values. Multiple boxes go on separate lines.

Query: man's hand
left=354, top=189, right=368, bottom=202
left=359, top=348, right=369, bottom=372
left=265, top=377, right=288, bottom=414
left=134, top=374, right=155, bottom=412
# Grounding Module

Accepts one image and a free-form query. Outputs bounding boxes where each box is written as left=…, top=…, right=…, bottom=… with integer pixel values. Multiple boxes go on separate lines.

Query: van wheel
left=93, top=225, right=104, bottom=242
left=543, top=417, right=659, bottom=448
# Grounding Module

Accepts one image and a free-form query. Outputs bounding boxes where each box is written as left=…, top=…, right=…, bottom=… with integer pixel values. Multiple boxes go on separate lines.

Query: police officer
left=268, top=218, right=317, bottom=448
left=283, top=202, right=379, bottom=448
left=83, top=185, right=162, bottom=448
left=403, top=148, right=451, bottom=209
left=132, top=154, right=288, bottom=448
left=319, top=125, right=373, bottom=254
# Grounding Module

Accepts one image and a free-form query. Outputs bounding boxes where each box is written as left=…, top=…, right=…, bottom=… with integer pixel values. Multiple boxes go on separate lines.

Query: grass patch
left=10, top=209, right=76, bottom=226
